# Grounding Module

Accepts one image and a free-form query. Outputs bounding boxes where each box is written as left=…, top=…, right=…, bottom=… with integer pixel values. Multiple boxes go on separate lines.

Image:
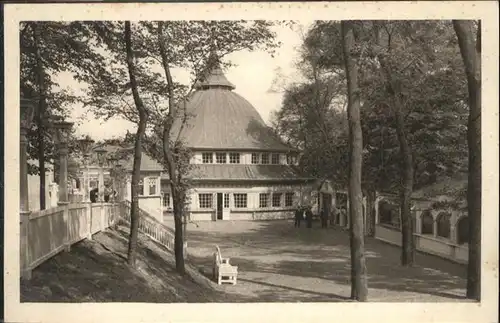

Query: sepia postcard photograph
left=3, top=1, right=499, bottom=323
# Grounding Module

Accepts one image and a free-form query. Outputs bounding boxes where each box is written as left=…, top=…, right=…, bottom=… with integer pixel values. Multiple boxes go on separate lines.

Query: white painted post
left=143, top=176, right=149, bottom=196
left=86, top=202, right=93, bottom=240
left=432, top=210, right=438, bottom=238
left=50, top=183, right=59, bottom=207
left=415, top=210, right=422, bottom=234
left=100, top=202, right=105, bottom=231
left=20, top=98, right=35, bottom=280
left=126, top=178, right=132, bottom=201
left=450, top=210, right=458, bottom=244
left=63, top=204, right=71, bottom=252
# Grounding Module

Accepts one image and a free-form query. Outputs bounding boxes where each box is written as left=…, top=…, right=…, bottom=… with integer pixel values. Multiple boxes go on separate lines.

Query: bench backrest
left=214, top=245, right=222, bottom=265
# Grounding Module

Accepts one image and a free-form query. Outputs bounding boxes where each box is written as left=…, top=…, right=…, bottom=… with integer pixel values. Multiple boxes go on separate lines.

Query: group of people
left=89, top=185, right=117, bottom=203
left=294, top=205, right=348, bottom=229
left=294, top=205, right=313, bottom=228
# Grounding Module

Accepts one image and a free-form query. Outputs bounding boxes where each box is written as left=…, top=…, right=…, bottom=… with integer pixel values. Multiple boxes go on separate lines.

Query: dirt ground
left=169, top=219, right=469, bottom=302
left=21, top=219, right=469, bottom=302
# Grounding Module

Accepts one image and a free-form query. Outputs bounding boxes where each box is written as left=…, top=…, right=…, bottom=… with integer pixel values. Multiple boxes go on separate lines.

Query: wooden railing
left=120, top=200, right=186, bottom=256
left=21, top=202, right=120, bottom=279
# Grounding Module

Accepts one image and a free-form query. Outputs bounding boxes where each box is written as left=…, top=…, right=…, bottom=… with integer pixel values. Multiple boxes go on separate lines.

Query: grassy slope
left=21, top=224, right=246, bottom=302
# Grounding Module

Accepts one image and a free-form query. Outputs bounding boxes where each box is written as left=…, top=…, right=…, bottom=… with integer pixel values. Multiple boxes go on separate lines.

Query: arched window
left=436, top=212, right=451, bottom=238
left=379, top=200, right=400, bottom=228
left=457, top=216, right=469, bottom=245
left=420, top=210, right=434, bottom=234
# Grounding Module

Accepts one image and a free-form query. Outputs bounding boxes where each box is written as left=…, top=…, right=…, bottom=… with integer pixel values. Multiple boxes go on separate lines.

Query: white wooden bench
left=212, top=245, right=238, bottom=285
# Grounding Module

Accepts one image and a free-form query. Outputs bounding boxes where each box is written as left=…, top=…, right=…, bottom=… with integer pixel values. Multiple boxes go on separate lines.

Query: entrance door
left=216, top=193, right=223, bottom=220
left=322, top=193, right=332, bottom=214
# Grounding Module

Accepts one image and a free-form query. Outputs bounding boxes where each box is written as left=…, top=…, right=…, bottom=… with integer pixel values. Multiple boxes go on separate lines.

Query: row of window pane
left=138, top=177, right=158, bottom=196
left=202, top=152, right=240, bottom=164
left=201, top=152, right=298, bottom=165
left=197, top=192, right=295, bottom=209
left=162, top=192, right=170, bottom=207
left=251, top=153, right=281, bottom=165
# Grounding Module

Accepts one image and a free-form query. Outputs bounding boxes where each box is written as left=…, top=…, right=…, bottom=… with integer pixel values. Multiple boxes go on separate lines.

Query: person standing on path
left=305, top=206, right=313, bottom=228
left=330, top=206, right=338, bottom=226
left=294, top=206, right=303, bottom=228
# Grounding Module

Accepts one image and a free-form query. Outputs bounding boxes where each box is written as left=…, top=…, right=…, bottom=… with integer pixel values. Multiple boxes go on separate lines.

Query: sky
left=62, top=21, right=314, bottom=141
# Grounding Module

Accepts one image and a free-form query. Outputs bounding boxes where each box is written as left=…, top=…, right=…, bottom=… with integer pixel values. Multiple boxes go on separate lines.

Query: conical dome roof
left=170, top=60, right=294, bottom=152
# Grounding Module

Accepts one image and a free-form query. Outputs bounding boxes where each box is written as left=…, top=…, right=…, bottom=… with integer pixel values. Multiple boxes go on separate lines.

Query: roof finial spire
left=194, top=39, right=235, bottom=91
left=207, top=39, right=220, bottom=70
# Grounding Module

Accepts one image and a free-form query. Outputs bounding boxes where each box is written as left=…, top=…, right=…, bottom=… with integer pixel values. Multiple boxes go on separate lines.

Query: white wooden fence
left=120, top=200, right=187, bottom=256
left=20, top=202, right=120, bottom=279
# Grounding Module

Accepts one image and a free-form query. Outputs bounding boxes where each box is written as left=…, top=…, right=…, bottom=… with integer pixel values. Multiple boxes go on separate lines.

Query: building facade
left=78, top=58, right=318, bottom=222
left=159, top=58, right=318, bottom=221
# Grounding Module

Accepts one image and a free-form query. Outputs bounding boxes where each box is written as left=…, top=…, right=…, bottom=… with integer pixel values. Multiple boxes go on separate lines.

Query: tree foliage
left=20, top=21, right=107, bottom=209
left=272, top=20, right=469, bottom=268
left=273, top=20, right=468, bottom=193
left=72, top=20, right=281, bottom=272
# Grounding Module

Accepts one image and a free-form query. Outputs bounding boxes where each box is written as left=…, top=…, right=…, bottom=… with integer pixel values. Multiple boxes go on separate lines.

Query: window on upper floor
left=138, top=177, right=145, bottom=196
left=286, top=154, right=298, bottom=165
left=148, top=178, right=157, bottom=195
left=229, top=152, right=240, bottom=164
left=162, top=192, right=170, bottom=207
left=271, top=153, right=280, bottom=165
left=251, top=153, right=259, bottom=164
left=215, top=152, right=226, bottom=164
left=261, top=153, right=270, bottom=165
left=202, top=152, right=213, bottom=164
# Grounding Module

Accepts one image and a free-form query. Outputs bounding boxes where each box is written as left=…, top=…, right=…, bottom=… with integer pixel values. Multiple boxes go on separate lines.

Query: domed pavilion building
left=78, top=56, right=319, bottom=223
left=160, top=57, right=318, bottom=221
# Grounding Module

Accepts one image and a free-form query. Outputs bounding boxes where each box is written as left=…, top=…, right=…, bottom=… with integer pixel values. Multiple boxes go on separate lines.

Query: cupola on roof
left=171, top=52, right=295, bottom=152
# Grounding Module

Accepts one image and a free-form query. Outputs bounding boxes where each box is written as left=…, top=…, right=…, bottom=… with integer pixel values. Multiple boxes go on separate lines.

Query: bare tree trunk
left=453, top=20, right=481, bottom=301
left=33, top=24, right=46, bottom=210
left=377, top=42, right=416, bottom=266
left=158, top=21, right=186, bottom=274
left=364, top=189, right=376, bottom=237
left=341, top=21, right=368, bottom=302
left=395, top=105, right=415, bottom=266
left=124, top=21, right=148, bottom=268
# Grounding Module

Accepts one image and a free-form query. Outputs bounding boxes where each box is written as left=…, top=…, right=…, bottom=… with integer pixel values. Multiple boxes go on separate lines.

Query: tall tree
left=20, top=21, right=106, bottom=209
left=341, top=20, right=368, bottom=301
left=453, top=20, right=481, bottom=301
left=279, top=20, right=468, bottom=256
left=372, top=21, right=416, bottom=266
left=32, top=24, right=49, bottom=210
left=124, top=21, right=149, bottom=267
left=82, top=21, right=281, bottom=273
left=157, top=21, right=188, bottom=273
left=152, top=21, right=281, bottom=274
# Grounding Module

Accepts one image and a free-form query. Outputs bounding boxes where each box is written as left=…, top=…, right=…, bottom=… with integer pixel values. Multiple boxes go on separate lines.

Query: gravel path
left=168, top=219, right=468, bottom=302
